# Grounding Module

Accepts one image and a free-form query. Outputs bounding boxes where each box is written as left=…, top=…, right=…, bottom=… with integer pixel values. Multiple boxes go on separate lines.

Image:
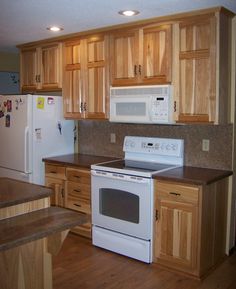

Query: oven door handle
left=91, top=170, right=150, bottom=184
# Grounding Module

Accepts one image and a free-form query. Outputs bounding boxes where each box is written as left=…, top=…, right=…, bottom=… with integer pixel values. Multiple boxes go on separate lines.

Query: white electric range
left=91, top=136, right=184, bottom=263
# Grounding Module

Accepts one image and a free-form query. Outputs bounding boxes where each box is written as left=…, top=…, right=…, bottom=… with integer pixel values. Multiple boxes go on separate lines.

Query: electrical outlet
left=110, top=133, right=116, bottom=143
left=202, top=139, right=210, bottom=151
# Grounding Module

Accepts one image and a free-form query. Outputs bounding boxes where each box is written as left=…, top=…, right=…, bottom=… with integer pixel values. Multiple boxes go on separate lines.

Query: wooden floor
left=53, top=233, right=236, bottom=289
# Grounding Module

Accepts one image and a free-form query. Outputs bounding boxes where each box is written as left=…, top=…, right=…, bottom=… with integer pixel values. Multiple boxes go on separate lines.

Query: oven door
left=91, top=170, right=152, bottom=240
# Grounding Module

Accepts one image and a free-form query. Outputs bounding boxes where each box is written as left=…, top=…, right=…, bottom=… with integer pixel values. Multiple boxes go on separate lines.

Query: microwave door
left=110, top=97, right=150, bottom=123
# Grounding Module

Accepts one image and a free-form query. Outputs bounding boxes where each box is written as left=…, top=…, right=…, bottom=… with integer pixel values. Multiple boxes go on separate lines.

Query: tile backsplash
left=77, top=120, right=233, bottom=170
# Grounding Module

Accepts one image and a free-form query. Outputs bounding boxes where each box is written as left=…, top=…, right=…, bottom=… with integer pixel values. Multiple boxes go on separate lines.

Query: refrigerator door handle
left=24, top=126, right=29, bottom=173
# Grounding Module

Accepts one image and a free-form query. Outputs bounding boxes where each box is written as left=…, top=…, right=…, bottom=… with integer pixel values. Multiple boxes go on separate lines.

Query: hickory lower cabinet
left=45, top=163, right=92, bottom=238
left=65, top=167, right=92, bottom=238
left=45, top=163, right=66, bottom=207
left=154, top=178, right=228, bottom=278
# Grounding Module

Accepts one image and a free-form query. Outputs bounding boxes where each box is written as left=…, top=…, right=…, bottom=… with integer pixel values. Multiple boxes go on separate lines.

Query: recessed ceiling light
left=118, top=10, right=140, bottom=17
left=47, top=26, right=64, bottom=32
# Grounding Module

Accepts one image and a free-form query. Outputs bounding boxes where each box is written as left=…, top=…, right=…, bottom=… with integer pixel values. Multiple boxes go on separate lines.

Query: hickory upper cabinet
left=173, top=9, right=233, bottom=124
left=110, top=24, right=172, bottom=86
left=20, top=42, right=63, bottom=92
left=63, top=34, right=109, bottom=119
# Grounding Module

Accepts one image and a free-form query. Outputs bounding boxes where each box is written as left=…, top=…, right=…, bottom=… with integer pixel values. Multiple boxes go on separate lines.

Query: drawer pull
left=50, top=171, right=57, bottom=174
left=73, top=203, right=81, bottom=207
left=169, top=192, right=181, bottom=196
left=74, top=176, right=81, bottom=179
left=74, top=189, right=81, bottom=193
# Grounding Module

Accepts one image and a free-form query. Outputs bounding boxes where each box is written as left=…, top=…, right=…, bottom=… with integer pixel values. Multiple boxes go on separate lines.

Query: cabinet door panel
left=179, top=57, right=215, bottom=122
left=40, top=43, right=62, bottom=90
left=178, top=15, right=216, bottom=123
left=63, top=70, right=83, bottom=117
left=86, top=37, right=107, bottom=119
left=111, top=32, right=137, bottom=85
left=45, top=177, right=65, bottom=207
left=87, top=66, right=105, bottom=118
left=155, top=199, right=198, bottom=272
left=20, top=49, right=37, bottom=91
left=143, top=25, right=172, bottom=83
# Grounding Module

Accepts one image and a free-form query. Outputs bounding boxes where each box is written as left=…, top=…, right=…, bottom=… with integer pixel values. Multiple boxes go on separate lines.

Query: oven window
left=99, top=188, right=139, bottom=223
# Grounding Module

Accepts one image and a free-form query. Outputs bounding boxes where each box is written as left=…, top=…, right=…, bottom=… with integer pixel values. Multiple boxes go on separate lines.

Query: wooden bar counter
left=0, top=178, right=87, bottom=289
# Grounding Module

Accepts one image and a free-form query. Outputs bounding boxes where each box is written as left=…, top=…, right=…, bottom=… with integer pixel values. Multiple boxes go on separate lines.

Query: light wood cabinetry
left=173, top=10, right=232, bottom=123
left=20, top=42, right=62, bottom=92
left=45, top=163, right=92, bottom=238
left=154, top=178, right=228, bottom=278
left=65, top=168, right=91, bottom=238
left=110, top=24, right=172, bottom=86
left=45, top=164, right=66, bottom=207
left=63, top=34, right=109, bottom=119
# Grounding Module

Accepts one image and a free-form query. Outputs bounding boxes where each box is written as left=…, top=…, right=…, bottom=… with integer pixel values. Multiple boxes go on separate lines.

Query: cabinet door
left=178, top=15, right=216, bottom=123
left=154, top=181, right=199, bottom=274
left=20, top=48, right=37, bottom=92
left=110, top=30, right=138, bottom=86
left=63, top=40, right=84, bottom=118
left=45, top=177, right=65, bottom=207
left=142, top=24, right=172, bottom=84
left=155, top=200, right=198, bottom=271
left=39, top=43, right=63, bottom=90
left=84, top=35, right=109, bottom=119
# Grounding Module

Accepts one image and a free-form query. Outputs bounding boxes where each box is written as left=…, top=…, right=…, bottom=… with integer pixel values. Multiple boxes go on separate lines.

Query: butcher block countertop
left=0, top=206, right=87, bottom=252
left=43, top=153, right=119, bottom=169
left=153, top=166, right=232, bottom=185
left=0, top=177, right=52, bottom=208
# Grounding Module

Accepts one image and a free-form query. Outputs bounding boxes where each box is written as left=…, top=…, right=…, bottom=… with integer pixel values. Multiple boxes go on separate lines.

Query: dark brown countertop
left=0, top=178, right=52, bottom=209
left=43, top=153, right=119, bottom=169
left=0, top=206, right=87, bottom=252
left=153, top=166, right=233, bottom=185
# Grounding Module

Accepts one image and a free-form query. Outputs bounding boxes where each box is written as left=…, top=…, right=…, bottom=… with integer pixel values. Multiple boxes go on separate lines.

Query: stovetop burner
left=91, top=136, right=184, bottom=178
left=96, top=159, right=176, bottom=173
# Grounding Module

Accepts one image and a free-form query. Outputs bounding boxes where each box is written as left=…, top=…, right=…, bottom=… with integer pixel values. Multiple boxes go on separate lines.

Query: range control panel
left=123, top=136, right=184, bottom=157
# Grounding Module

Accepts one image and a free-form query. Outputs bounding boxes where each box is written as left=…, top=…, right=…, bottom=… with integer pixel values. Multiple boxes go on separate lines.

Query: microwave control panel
left=150, top=95, right=170, bottom=123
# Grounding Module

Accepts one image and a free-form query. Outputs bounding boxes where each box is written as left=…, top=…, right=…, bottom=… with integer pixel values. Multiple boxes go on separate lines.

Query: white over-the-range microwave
left=109, top=85, right=175, bottom=124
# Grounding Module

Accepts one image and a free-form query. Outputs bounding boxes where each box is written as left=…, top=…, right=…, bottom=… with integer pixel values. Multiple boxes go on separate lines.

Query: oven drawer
left=66, top=168, right=91, bottom=184
left=156, top=181, right=199, bottom=204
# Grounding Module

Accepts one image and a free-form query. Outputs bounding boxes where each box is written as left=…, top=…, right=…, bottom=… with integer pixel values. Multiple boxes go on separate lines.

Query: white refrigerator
left=0, top=94, right=74, bottom=185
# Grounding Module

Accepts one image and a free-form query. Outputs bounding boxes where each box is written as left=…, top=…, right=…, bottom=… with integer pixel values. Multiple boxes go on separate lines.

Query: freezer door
left=0, top=95, right=32, bottom=173
left=32, top=95, right=74, bottom=185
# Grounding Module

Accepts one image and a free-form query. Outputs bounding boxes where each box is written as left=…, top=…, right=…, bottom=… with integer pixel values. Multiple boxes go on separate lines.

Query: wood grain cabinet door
left=155, top=199, right=198, bottom=272
left=20, top=48, right=37, bottom=92
left=178, top=15, right=216, bottom=123
left=40, top=43, right=63, bottom=90
left=45, top=177, right=65, bottom=207
left=63, top=39, right=84, bottom=118
left=110, top=30, right=138, bottom=86
left=142, top=24, right=172, bottom=84
left=84, top=35, right=109, bottom=119
left=154, top=181, right=199, bottom=274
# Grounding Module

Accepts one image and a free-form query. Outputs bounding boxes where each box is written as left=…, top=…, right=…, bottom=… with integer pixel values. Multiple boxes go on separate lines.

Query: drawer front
left=66, top=168, right=90, bottom=184
left=45, top=164, right=66, bottom=179
left=67, top=181, right=90, bottom=201
left=156, top=181, right=199, bottom=204
left=66, top=197, right=90, bottom=214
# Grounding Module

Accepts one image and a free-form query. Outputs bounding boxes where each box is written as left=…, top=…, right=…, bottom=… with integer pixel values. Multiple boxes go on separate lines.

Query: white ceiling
left=1, top=0, right=235, bottom=53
